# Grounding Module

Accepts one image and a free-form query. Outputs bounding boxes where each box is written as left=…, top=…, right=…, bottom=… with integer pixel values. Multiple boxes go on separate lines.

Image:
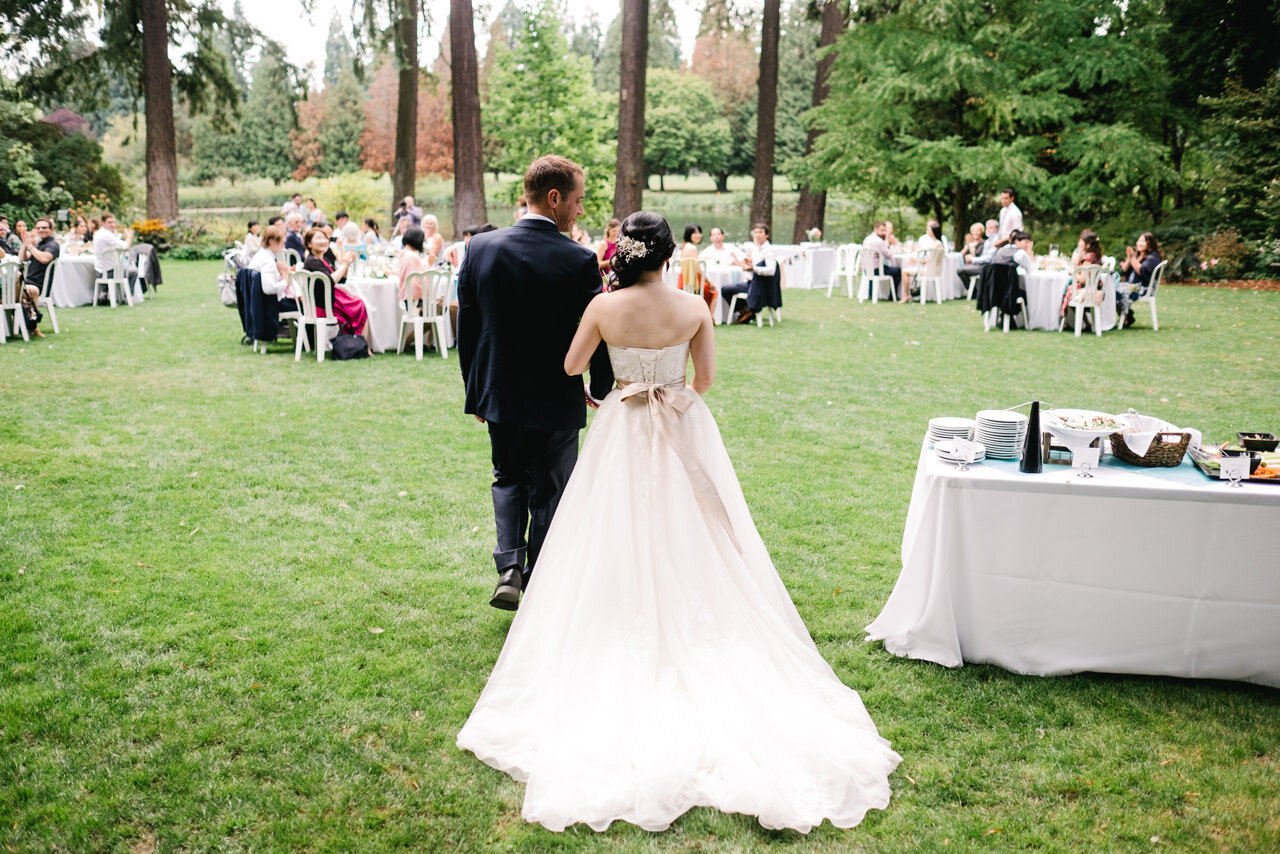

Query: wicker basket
left=1109, top=431, right=1190, bottom=467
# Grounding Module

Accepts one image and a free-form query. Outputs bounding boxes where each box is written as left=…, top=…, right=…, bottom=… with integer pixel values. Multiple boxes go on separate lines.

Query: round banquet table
left=1023, top=270, right=1117, bottom=332
left=344, top=276, right=456, bottom=355
left=51, top=254, right=98, bottom=307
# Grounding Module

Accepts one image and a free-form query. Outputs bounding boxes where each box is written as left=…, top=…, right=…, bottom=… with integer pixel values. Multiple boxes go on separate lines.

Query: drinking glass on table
left=1049, top=244, right=1060, bottom=258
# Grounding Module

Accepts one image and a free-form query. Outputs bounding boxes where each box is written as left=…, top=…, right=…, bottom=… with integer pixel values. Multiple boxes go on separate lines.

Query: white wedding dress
left=457, top=343, right=901, bottom=833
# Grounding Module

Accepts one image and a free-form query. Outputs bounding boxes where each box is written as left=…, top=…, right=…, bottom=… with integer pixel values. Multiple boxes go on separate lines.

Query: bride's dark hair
left=611, top=211, right=676, bottom=288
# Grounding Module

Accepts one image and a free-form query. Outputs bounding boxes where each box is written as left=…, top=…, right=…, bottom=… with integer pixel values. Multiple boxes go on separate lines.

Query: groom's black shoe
left=489, top=567, right=523, bottom=611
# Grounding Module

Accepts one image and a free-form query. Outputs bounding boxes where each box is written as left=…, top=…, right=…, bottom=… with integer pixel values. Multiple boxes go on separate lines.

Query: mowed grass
left=2, top=262, right=1278, bottom=853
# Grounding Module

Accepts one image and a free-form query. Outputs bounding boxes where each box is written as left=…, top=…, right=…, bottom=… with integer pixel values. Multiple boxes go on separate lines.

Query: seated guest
left=725, top=222, right=780, bottom=324
left=9, top=220, right=28, bottom=254
left=92, top=213, right=136, bottom=298
left=992, top=230, right=1036, bottom=272
left=1060, top=229, right=1104, bottom=322
left=335, top=211, right=362, bottom=247
left=678, top=223, right=717, bottom=313
left=1116, top=231, right=1161, bottom=327
left=396, top=226, right=431, bottom=301
left=961, top=222, right=986, bottom=262
left=280, top=193, right=303, bottom=216
left=284, top=213, right=306, bottom=261
left=570, top=223, right=592, bottom=247
left=861, top=221, right=905, bottom=301
left=0, top=216, right=13, bottom=255
left=243, top=220, right=262, bottom=259
left=700, top=226, right=741, bottom=266
left=249, top=224, right=297, bottom=311
left=16, top=217, right=59, bottom=336
left=65, top=215, right=91, bottom=253
left=361, top=218, right=384, bottom=249
left=301, top=228, right=370, bottom=343
left=267, top=215, right=285, bottom=227
left=918, top=220, right=944, bottom=252
left=884, top=220, right=901, bottom=250
left=422, top=214, right=445, bottom=265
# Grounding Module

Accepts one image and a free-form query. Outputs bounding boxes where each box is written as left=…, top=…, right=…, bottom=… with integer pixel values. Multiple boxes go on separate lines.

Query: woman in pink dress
left=301, top=229, right=370, bottom=339
left=396, top=227, right=431, bottom=301
left=595, top=218, right=620, bottom=285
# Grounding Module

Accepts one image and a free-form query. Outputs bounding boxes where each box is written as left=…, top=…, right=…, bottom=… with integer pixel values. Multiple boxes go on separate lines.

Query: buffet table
left=866, top=443, right=1280, bottom=688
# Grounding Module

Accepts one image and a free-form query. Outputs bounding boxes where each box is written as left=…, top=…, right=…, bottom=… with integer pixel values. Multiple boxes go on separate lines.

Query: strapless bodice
left=608, top=343, right=690, bottom=386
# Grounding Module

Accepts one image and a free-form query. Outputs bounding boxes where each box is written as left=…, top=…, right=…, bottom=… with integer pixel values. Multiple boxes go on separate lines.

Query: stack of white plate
left=975, top=410, right=1029, bottom=459
left=935, top=439, right=986, bottom=464
left=927, top=417, right=977, bottom=446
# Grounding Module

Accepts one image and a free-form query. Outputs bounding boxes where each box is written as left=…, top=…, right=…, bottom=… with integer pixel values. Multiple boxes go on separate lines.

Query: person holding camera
left=393, top=196, right=423, bottom=229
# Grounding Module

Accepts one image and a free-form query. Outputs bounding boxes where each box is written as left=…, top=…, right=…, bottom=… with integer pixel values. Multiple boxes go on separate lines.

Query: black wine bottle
left=1020, top=401, right=1043, bottom=473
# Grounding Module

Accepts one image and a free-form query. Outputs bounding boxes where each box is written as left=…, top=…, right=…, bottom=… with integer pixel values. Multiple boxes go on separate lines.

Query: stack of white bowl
left=927, top=417, right=977, bottom=447
left=975, top=410, right=1029, bottom=459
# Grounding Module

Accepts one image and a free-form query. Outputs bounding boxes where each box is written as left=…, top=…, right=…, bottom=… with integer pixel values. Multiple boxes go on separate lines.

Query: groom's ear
left=546, top=189, right=560, bottom=207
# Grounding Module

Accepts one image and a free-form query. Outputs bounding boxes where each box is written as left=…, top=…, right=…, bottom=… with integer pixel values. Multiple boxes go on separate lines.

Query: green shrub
left=1195, top=229, right=1252, bottom=280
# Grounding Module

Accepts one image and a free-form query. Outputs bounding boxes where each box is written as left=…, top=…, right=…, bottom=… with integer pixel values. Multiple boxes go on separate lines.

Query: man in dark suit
left=457, top=155, right=613, bottom=611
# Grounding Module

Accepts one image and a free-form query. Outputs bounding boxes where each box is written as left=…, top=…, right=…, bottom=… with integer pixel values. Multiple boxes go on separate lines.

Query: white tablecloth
left=1024, top=270, right=1117, bottom=332
left=867, top=443, right=1280, bottom=688
left=345, top=276, right=455, bottom=355
left=51, top=254, right=97, bottom=307
left=893, top=251, right=966, bottom=301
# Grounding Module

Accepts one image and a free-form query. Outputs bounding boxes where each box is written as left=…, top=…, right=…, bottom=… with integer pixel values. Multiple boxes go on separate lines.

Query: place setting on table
left=342, top=250, right=455, bottom=354
left=868, top=400, right=1280, bottom=690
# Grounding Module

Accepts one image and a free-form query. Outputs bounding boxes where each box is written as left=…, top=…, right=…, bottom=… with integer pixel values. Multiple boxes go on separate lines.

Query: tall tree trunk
left=140, top=0, right=178, bottom=220
left=715, top=172, right=729, bottom=193
left=392, top=0, right=419, bottom=216
left=792, top=0, right=844, bottom=243
left=951, top=183, right=967, bottom=248
left=613, top=0, right=649, bottom=218
left=450, top=0, right=486, bottom=237
left=750, top=0, right=781, bottom=232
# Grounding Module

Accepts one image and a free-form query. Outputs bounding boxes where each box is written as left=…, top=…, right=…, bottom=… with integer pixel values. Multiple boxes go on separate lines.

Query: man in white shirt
left=280, top=193, right=303, bottom=217
left=997, top=187, right=1023, bottom=243
left=92, top=213, right=137, bottom=301
left=723, top=222, right=780, bottom=324
left=699, top=226, right=741, bottom=266
left=861, top=221, right=904, bottom=299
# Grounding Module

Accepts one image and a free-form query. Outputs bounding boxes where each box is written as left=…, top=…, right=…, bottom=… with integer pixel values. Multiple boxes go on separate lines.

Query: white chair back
left=291, top=270, right=333, bottom=319
left=425, top=270, right=452, bottom=320
left=1146, top=259, right=1168, bottom=298
left=1101, top=255, right=1116, bottom=272
left=920, top=247, right=945, bottom=277
left=401, top=271, right=432, bottom=316
left=0, top=259, right=20, bottom=302
left=282, top=248, right=302, bottom=270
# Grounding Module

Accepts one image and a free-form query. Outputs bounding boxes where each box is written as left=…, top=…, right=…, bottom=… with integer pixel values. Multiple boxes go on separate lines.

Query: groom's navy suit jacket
left=458, top=217, right=613, bottom=429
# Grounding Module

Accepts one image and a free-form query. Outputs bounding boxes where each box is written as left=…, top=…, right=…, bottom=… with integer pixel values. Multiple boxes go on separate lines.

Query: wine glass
left=1049, top=243, right=1060, bottom=258
left=1227, top=467, right=1244, bottom=488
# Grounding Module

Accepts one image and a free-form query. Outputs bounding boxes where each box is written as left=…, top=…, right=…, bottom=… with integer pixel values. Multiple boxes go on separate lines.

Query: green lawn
left=2, top=262, right=1278, bottom=853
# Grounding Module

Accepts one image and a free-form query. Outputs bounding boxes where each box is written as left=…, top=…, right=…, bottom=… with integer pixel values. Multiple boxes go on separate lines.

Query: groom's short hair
left=524, top=155, right=583, bottom=205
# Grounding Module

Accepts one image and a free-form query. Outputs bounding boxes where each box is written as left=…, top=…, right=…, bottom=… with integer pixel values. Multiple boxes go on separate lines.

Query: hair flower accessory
left=615, top=235, right=649, bottom=262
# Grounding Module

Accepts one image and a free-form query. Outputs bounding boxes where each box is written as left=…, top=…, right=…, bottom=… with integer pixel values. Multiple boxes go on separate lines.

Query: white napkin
left=1116, top=412, right=1186, bottom=457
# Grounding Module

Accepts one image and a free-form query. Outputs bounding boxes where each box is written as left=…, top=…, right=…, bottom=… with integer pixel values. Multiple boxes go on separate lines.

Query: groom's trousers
left=487, top=421, right=579, bottom=585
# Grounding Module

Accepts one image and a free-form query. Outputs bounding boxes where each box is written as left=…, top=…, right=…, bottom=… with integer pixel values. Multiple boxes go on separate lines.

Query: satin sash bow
left=617, top=380, right=743, bottom=553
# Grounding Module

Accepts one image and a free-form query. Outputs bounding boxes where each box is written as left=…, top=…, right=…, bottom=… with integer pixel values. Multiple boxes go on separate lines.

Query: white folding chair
left=94, top=248, right=137, bottom=307
left=0, top=259, right=29, bottom=342
left=860, top=250, right=896, bottom=303
left=1128, top=259, right=1166, bottom=331
left=37, top=258, right=60, bottom=334
left=291, top=270, right=338, bottom=362
left=398, top=270, right=450, bottom=359
left=916, top=247, right=946, bottom=305
left=982, top=267, right=1030, bottom=332
left=281, top=248, right=302, bottom=270
left=826, top=244, right=859, bottom=298
left=1059, top=265, right=1106, bottom=337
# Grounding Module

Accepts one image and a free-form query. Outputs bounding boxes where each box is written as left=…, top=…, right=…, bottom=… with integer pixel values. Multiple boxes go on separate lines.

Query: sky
left=228, top=0, right=703, bottom=86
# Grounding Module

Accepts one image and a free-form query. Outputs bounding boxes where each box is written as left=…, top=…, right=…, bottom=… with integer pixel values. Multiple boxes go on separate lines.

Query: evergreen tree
left=323, top=13, right=355, bottom=90
left=484, top=0, right=614, bottom=218
left=319, top=67, right=366, bottom=175
left=594, top=0, right=683, bottom=93
left=241, top=48, right=298, bottom=184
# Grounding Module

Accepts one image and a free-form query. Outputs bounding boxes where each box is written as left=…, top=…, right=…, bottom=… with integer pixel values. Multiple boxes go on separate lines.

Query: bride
left=456, top=212, right=901, bottom=833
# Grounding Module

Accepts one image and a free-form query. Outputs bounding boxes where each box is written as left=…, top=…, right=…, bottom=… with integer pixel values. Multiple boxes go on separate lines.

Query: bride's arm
left=565, top=296, right=604, bottom=376
left=689, top=311, right=715, bottom=395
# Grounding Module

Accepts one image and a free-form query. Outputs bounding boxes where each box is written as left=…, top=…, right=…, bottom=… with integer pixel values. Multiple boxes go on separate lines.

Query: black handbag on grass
left=331, top=333, right=369, bottom=359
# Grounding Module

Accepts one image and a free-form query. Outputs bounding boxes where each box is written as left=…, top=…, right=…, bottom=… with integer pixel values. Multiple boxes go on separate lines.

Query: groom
left=457, top=155, right=613, bottom=611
